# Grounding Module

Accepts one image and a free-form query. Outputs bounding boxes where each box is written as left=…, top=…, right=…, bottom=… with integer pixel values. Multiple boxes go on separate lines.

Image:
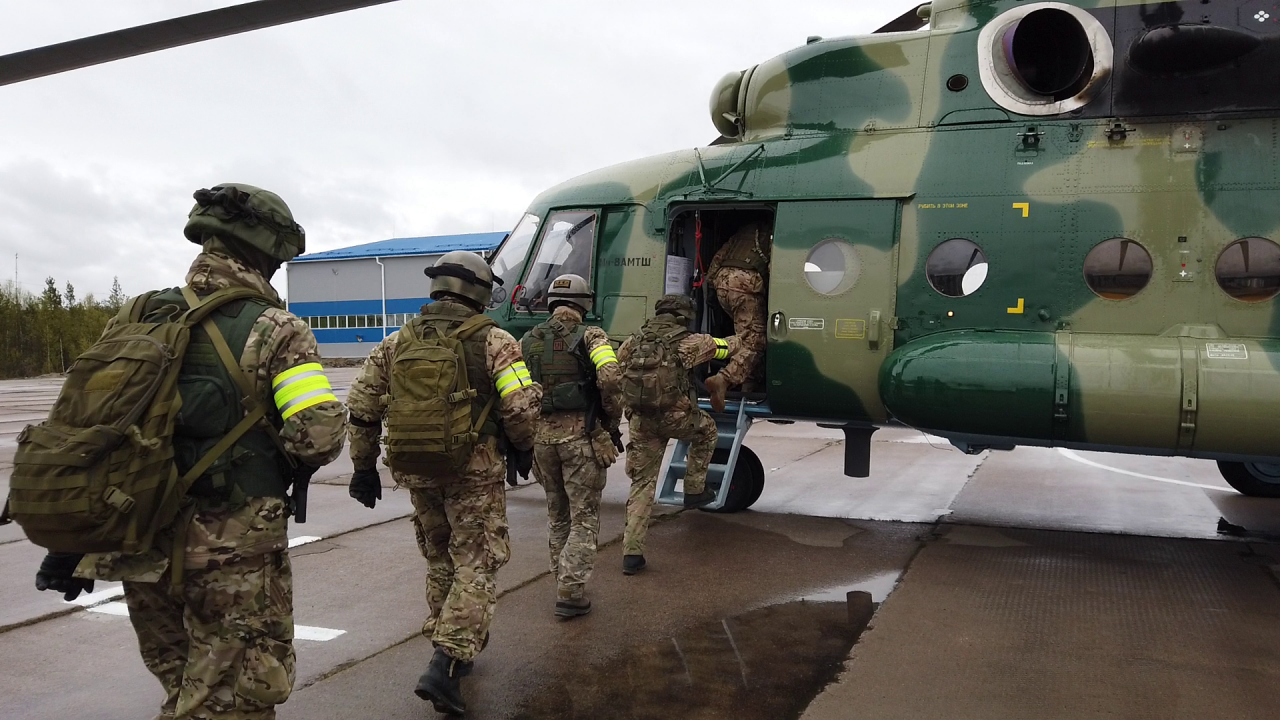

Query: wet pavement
left=3, top=372, right=1280, bottom=718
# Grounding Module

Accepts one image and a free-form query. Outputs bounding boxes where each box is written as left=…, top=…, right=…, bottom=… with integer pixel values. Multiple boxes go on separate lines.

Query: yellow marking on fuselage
left=1012, top=202, right=1030, bottom=218
left=1007, top=298, right=1025, bottom=314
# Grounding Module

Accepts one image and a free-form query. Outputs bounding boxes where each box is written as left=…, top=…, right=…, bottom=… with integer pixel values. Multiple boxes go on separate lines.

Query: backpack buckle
left=103, top=486, right=136, bottom=515
left=448, top=389, right=478, bottom=403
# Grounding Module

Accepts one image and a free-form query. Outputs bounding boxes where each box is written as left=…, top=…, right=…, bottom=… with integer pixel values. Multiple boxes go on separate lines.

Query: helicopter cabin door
left=766, top=200, right=899, bottom=422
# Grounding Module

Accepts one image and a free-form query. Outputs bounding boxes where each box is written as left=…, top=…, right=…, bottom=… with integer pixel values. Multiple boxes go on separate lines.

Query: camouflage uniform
left=346, top=299, right=540, bottom=662
left=527, top=305, right=623, bottom=600
left=78, top=251, right=346, bottom=720
left=708, top=222, right=771, bottom=389
left=617, top=332, right=740, bottom=556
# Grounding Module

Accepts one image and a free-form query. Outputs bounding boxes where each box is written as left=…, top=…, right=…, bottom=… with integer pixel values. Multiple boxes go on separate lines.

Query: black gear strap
left=424, top=263, right=499, bottom=288
left=349, top=414, right=381, bottom=429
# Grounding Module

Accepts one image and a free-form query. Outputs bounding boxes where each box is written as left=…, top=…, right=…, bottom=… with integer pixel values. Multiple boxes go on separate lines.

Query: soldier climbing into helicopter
left=704, top=217, right=771, bottom=413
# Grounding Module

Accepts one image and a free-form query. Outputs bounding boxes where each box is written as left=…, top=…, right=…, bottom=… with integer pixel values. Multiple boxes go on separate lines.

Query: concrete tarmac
left=2, top=372, right=1280, bottom=719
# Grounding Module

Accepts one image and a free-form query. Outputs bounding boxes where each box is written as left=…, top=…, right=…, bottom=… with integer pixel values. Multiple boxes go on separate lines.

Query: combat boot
left=683, top=489, right=716, bottom=508
left=555, top=593, right=592, bottom=619
left=705, top=374, right=728, bottom=414
left=415, top=647, right=470, bottom=715
left=622, top=554, right=646, bottom=575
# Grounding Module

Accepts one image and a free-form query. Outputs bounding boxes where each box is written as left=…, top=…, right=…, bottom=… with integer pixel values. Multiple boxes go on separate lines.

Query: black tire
left=1218, top=461, right=1280, bottom=498
left=702, top=447, right=754, bottom=513
left=740, top=446, right=765, bottom=509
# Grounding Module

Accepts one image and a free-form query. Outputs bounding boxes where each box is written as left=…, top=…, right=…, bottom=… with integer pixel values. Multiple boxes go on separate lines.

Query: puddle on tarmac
left=801, top=571, right=901, bottom=603
left=511, top=594, right=874, bottom=720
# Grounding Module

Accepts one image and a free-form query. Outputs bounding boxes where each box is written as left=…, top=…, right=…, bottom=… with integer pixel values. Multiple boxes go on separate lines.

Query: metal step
left=655, top=397, right=770, bottom=510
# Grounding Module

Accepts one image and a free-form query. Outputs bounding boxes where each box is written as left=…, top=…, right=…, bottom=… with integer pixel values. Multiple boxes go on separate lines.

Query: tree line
left=0, top=276, right=125, bottom=379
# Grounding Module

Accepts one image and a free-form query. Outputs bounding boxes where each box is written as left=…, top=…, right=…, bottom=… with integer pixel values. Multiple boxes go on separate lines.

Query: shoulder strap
left=118, top=291, right=161, bottom=324
left=452, top=313, right=497, bottom=341
left=180, top=286, right=294, bottom=469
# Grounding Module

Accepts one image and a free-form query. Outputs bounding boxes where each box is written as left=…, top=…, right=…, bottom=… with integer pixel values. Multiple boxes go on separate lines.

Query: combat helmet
left=424, top=250, right=501, bottom=308
left=654, top=294, right=695, bottom=322
left=184, top=184, right=306, bottom=262
left=547, top=274, right=593, bottom=315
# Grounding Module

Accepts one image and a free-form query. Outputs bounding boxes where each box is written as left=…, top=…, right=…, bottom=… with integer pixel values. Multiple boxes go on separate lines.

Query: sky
left=0, top=0, right=896, bottom=301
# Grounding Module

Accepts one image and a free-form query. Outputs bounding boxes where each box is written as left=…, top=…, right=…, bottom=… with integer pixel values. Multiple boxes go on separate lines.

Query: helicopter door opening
left=665, top=205, right=777, bottom=398
left=766, top=200, right=900, bottom=424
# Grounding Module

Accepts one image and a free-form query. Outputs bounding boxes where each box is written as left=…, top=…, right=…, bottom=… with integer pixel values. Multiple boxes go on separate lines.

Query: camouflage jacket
left=617, top=330, right=740, bottom=419
left=533, top=305, right=624, bottom=445
left=79, top=251, right=347, bottom=580
left=709, top=222, right=770, bottom=290
left=346, top=299, right=542, bottom=487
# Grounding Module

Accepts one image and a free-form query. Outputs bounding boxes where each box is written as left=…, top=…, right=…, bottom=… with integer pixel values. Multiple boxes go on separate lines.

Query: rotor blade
left=0, top=0, right=401, bottom=87
left=875, top=3, right=930, bottom=34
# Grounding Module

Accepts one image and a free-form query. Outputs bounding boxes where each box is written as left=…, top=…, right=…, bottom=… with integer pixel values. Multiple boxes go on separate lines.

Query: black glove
left=349, top=468, right=382, bottom=509
left=35, top=552, right=93, bottom=601
left=512, top=448, right=534, bottom=480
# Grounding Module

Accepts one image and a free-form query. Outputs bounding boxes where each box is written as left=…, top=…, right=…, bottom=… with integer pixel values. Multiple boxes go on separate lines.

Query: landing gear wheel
left=1218, top=461, right=1280, bottom=498
left=703, top=446, right=764, bottom=514
left=741, top=446, right=765, bottom=508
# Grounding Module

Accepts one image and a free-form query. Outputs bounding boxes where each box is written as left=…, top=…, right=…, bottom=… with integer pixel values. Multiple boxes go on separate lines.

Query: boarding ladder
left=655, top=395, right=771, bottom=512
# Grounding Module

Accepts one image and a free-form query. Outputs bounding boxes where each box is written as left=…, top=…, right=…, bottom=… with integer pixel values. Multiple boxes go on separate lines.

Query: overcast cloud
left=0, top=0, right=892, bottom=300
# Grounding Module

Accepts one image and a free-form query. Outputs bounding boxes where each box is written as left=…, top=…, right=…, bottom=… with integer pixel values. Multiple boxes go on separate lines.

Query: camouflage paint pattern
left=533, top=437, right=607, bottom=598
left=488, top=0, right=1280, bottom=467
left=123, top=551, right=295, bottom=720
left=410, top=482, right=510, bottom=663
left=708, top=269, right=767, bottom=389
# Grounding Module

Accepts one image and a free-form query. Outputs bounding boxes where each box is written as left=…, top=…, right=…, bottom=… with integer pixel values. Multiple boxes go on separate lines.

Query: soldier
left=617, top=294, right=738, bottom=575
left=345, top=250, right=541, bottom=715
left=705, top=219, right=771, bottom=413
left=33, top=184, right=347, bottom=720
left=520, top=274, right=623, bottom=618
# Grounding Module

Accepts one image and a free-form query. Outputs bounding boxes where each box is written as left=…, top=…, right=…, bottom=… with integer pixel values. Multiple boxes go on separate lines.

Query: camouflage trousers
left=623, top=410, right=717, bottom=556
left=122, top=552, right=295, bottom=720
left=534, top=437, right=607, bottom=599
left=410, top=481, right=511, bottom=663
left=714, top=285, right=767, bottom=388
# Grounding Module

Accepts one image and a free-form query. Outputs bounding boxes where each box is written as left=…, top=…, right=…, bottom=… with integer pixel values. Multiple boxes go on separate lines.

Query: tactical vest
left=718, top=228, right=770, bottom=277
left=406, top=304, right=501, bottom=439
left=522, top=316, right=591, bottom=414
left=146, top=288, right=288, bottom=501
left=620, top=314, right=694, bottom=414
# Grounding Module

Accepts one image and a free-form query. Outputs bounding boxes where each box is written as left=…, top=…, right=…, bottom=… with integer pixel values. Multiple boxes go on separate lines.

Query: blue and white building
left=286, top=232, right=506, bottom=357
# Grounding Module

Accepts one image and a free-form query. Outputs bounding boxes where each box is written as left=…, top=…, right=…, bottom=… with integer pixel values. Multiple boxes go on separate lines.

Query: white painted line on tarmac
left=289, top=535, right=322, bottom=548
left=1056, top=448, right=1230, bottom=492
left=86, top=601, right=130, bottom=617
left=295, top=626, right=346, bottom=642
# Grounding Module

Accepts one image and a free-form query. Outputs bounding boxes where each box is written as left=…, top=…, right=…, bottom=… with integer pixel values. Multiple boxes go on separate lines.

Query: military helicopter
left=483, top=0, right=1280, bottom=509
left=8, top=1, right=1280, bottom=508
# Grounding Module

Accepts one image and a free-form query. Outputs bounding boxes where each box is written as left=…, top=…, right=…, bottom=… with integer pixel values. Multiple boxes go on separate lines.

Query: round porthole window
left=1216, top=237, right=1280, bottom=303
left=1083, top=238, right=1152, bottom=299
left=927, top=238, right=989, bottom=297
left=803, top=238, right=861, bottom=295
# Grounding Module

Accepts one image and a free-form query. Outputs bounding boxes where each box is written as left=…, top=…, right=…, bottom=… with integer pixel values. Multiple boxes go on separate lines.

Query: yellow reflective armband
left=588, top=343, right=618, bottom=369
left=494, top=362, right=533, bottom=398
left=272, top=362, right=338, bottom=420
left=713, top=338, right=730, bottom=361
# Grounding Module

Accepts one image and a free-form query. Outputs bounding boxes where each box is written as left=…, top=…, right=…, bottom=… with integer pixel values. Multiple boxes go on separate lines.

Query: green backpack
left=620, top=315, right=692, bottom=414
left=6, top=286, right=279, bottom=555
left=521, top=317, right=592, bottom=414
left=385, top=313, right=498, bottom=476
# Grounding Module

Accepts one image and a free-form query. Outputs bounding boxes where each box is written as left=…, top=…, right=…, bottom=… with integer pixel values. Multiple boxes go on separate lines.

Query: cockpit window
left=488, top=213, right=539, bottom=307
left=517, top=210, right=597, bottom=313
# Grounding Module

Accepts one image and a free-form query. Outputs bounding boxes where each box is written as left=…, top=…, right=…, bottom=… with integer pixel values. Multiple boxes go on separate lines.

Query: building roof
left=291, top=231, right=508, bottom=262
